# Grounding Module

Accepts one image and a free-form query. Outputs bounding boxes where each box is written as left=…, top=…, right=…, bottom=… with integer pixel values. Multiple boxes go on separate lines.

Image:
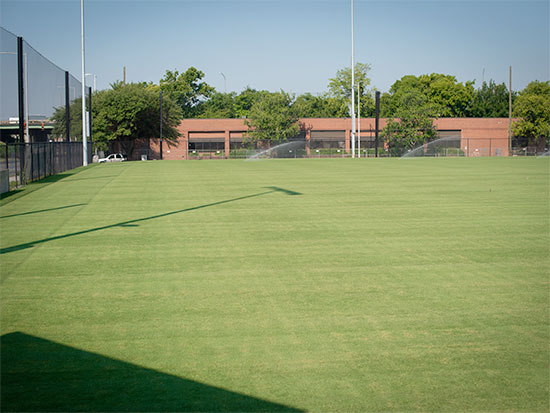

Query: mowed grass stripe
left=1, top=157, right=548, bottom=411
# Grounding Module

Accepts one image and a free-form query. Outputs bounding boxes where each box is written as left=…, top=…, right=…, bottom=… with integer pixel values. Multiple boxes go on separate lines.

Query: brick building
left=146, top=117, right=511, bottom=160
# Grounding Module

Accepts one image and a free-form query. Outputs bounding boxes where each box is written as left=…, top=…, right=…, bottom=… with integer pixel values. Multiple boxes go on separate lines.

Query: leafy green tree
left=381, top=73, right=474, bottom=118
left=381, top=90, right=439, bottom=156
left=51, top=82, right=182, bottom=155
left=328, top=62, right=371, bottom=99
left=233, top=87, right=271, bottom=118
left=293, top=93, right=344, bottom=118
left=470, top=80, right=513, bottom=117
left=51, top=97, right=86, bottom=140
left=425, top=74, right=475, bottom=117
left=327, top=62, right=373, bottom=117
left=199, top=92, right=237, bottom=119
left=94, top=83, right=181, bottom=154
left=244, top=91, right=299, bottom=142
left=160, top=67, right=214, bottom=118
left=513, top=80, right=550, bottom=150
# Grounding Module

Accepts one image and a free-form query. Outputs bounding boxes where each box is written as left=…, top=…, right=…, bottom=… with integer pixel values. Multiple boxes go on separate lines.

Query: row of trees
left=52, top=65, right=549, bottom=153
left=183, top=66, right=517, bottom=120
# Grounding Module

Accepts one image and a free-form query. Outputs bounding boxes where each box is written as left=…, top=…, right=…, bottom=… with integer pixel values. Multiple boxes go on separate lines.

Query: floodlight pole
left=350, top=0, right=356, bottom=158
left=81, top=0, right=88, bottom=166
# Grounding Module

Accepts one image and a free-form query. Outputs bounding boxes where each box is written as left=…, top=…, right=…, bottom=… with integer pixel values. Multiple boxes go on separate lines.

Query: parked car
left=98, top=153, right=127, bottom=163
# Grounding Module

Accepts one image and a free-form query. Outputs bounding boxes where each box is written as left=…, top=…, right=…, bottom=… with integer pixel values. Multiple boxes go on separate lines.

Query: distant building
left=145, top=118, right=511, bottom=160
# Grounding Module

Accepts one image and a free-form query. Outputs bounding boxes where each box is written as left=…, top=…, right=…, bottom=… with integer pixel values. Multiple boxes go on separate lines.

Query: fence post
left=65, top=71, right=70, bottom=142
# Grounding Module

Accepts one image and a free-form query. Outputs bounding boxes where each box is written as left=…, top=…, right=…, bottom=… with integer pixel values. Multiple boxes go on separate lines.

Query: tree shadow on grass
left=1, top=332, right=304, bottom=412
left=1, top=187, right=302, bottom=255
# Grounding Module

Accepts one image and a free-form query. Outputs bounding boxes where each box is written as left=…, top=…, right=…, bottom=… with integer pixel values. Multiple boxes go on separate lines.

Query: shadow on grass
left=0, top=203, right=87, bottom=219
left=265, top=186, right=302, bottom=196
left=0, top=166, right=101, bottom=206
left=0, top=187, right=301, bottom=254
left=1, top=332, right=303, bottom=412
left=0, top=189, right=24, bottom=200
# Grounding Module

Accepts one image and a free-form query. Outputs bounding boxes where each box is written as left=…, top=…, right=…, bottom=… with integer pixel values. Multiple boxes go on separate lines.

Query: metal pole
left=350, top=0, right=355, bottom=158
left=24, top=53, right=29, bottom=143
left=81, top=0, right=88, bottom=166
left=17, top=37, right=24, bottom=143
left=508, top=66, right=512, bottom=156
left=375, top=91, right=380, bottom=158
left=88, top=86, right=93, bottom=145
left=357, top=82, right=361, bottom=158
left=160, top=90, right=163, bottom=160
left=65, top=71, right=70, bottom=142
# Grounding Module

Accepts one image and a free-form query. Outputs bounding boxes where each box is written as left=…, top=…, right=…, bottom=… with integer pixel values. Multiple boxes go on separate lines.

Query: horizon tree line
left=51, top=64, right=550, bottom=154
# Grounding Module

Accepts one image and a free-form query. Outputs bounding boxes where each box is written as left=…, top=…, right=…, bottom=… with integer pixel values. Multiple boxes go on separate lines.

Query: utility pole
left=123, top=66, right=126, bottom=85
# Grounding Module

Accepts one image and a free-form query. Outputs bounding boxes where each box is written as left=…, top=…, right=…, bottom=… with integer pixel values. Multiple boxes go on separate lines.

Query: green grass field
left=1, top=158, right=549, bottom=412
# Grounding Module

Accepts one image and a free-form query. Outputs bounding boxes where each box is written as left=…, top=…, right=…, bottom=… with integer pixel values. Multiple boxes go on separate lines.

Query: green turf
left=1, top=158, right=549, bottom=412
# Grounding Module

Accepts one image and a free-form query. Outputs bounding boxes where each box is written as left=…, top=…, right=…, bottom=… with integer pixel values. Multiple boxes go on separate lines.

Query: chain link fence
left=1, top=142, right=92, bottom=189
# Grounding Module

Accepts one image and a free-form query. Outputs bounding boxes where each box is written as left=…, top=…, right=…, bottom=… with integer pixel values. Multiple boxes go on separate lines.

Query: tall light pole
left=350, top=0, right=356, bottom=158
left=81, top=0, right=88, bottom=166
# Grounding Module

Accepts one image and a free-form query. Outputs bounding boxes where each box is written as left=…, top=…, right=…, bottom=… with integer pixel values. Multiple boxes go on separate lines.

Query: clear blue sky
left=1, top=0, right=549, bottom=96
